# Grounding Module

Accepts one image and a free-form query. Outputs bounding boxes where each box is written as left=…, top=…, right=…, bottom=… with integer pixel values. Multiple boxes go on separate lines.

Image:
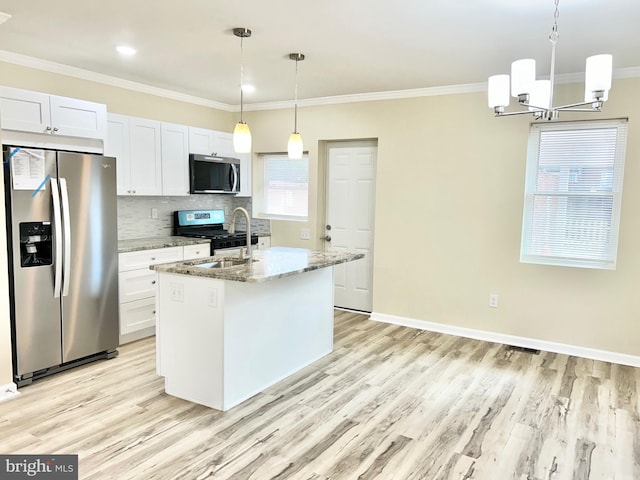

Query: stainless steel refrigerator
left=3, top=146, right=118, bottom=386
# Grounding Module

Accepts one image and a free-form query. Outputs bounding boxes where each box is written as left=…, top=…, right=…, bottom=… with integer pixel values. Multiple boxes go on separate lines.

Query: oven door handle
left=230, top=164, right=239, bottom=192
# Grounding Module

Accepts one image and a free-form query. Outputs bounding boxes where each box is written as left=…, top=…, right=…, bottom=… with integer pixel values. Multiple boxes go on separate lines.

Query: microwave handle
left=231, top=164, right=239, bottom=192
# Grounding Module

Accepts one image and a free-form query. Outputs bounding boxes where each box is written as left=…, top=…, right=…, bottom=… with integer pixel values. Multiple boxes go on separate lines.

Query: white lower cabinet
left=118, top=243, right=209, bottom=344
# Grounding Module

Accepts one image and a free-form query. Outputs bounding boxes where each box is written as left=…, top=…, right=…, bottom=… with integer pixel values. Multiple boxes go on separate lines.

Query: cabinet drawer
left=183, top=243, right=210, bottom=260
left=119, top=246, right=182, bottom=272
left=119, top=270, right=157, bottom=303
left=258, top=237, right=271, bottom=249
left=119, top=297, right=156, bottom=335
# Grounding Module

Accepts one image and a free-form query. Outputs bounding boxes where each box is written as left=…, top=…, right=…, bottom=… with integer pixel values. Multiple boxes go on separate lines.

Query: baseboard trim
left=369, top=312, right=640, bottom=368
left=0, top=382, right=19, bottom=403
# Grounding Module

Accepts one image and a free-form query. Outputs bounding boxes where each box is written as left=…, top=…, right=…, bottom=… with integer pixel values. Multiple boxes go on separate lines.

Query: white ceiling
left=0, top=0, right=638, bottom=107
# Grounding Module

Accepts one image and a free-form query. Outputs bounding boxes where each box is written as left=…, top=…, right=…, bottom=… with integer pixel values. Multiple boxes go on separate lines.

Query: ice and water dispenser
left=19, top=222, right=52, bottom=267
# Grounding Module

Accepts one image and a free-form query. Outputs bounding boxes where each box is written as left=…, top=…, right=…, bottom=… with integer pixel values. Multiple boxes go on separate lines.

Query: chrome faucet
left=228, top=207, right=252, bottom=264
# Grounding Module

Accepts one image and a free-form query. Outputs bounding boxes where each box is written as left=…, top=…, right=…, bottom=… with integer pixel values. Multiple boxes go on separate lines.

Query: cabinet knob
left=151, top=257, right=156, bottom=261
left=195, top=251, right=200, bottom=254
left=153, top=310, right=156, bottom=314
left=132, top=190, right=136, bottom=194
left=152, top=280, right=156, bottom=285
left=53, top=127, right=59, bottom=133
left=45, top=126, right=52, bottom=132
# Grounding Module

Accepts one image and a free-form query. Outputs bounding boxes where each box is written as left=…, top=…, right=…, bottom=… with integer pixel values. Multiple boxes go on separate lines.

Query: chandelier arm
left=557, top=108, right=603, bottom=113
left=554, top=100, right=603, bottom=110
left=494, top=110, right=539, bottom=117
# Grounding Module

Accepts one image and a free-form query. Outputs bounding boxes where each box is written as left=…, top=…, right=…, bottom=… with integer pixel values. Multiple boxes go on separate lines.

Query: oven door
left=189, top=154, right=240, bottom=194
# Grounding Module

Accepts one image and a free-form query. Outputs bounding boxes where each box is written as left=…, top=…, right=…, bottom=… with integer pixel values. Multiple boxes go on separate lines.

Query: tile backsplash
left=117, top=195, right=270, bottom=240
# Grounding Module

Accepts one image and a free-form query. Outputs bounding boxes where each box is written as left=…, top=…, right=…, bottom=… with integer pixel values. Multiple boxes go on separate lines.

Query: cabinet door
left=213, top=131, right=234, bottom=157
left=120, top=297, right=156, bottom=335
left=161, top=122, right=189, bottom=196
left=105, top=113, right=131, bottom=196
left=188, top=127, right=216, bottom=155
left=236, top=152, right=252, bottom=197
left=49, top=95, right=107, bottom=140
left=119, top=270, right=157, bottom=303
left=0, top=86, right=50, bottom=133
left=129, top=117, right=162, bottom=195
left=183, top=243, right=210, bottom=260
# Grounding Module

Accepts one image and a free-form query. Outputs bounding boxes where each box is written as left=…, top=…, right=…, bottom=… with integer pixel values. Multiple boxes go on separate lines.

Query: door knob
left=326, top=225, right=332, bottom=231
left=322, top=235, right=332, bottom=241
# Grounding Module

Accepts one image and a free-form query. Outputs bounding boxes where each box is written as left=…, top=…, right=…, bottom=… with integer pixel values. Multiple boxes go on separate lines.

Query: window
left=255, top=153, right=309, bottom=221
left=521, top=119, right=627, bottom=269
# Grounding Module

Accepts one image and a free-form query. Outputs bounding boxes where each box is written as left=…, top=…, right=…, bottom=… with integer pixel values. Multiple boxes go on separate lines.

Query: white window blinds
left=520, top=119, right=628, bottom=269
left=256, top=153, right=309, bottom=221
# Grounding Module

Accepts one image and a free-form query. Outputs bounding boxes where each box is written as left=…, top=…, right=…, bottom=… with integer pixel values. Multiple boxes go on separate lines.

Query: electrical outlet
left=300, top=228, right=310, bottom=240
left=171, top=282, right=184, bottom=302
left=151, top=208, right=158, bottom=219
left=489, top=294, right=499, bottom=308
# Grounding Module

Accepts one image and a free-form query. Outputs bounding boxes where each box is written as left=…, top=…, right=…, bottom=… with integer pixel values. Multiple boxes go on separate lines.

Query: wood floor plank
left=1, top=311, right=639, bottom=479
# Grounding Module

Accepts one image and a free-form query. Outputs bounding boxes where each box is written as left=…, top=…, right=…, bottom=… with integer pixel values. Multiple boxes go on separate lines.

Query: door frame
left=319, top=139, right=378, bottom=311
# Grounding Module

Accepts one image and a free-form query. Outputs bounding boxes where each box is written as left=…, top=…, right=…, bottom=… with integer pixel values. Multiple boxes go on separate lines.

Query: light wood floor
left=1, top=311, right=639, bottom=479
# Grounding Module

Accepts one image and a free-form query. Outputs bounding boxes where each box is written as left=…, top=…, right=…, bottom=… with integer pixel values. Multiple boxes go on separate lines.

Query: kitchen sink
left=194, top=258, right=257, bottom=269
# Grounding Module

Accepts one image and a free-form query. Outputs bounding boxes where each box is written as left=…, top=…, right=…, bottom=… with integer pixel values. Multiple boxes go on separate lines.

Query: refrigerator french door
left=3, top=146, right=118, bottom=386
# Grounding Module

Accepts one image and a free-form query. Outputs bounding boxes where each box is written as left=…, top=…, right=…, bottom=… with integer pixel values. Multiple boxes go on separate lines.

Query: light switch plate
left=300, top=228, right=310, bottom=240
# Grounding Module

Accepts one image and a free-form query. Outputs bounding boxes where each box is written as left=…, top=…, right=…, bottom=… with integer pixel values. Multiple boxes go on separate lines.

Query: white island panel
left=156, top=267, right=333, bottom=411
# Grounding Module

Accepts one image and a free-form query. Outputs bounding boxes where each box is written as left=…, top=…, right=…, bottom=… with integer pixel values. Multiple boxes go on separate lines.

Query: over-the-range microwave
left=189, top=154, right=240, bottom=194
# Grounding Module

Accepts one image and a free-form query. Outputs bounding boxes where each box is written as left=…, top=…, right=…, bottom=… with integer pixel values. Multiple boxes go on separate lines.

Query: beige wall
left=0, top=62, right=235, bottom=385
left=247, top=78, right=640, bottom=357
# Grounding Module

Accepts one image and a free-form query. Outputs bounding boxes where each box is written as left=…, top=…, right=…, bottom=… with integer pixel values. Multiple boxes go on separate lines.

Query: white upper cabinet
left=188, top=127, right=217, bottom=156
left=129, top=117, right=163, bottom=196
left=0, top=86, right=106, bottom=140
left=106, top=114, right=162, bottom=196
left=105, top=114, right=131, bottom=196
left=161, top=122, right=190, bottom=196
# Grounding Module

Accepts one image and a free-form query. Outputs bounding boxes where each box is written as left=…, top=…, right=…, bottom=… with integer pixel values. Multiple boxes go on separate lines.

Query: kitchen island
left=151, top=247, right=364, bottom=411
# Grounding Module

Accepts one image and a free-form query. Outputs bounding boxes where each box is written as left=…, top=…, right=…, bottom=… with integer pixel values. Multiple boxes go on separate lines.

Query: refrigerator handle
left=51, top=178, right=63, bottom=298
left=60, top=178, right=72, bottom=297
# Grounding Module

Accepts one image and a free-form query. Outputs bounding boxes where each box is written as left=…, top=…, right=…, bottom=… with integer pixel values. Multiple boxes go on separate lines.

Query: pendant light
left=487, top=0, right=612, bottom=120
left=233, top=27, right=252, bottom=153
left=287, top=53, right=305, bottom=159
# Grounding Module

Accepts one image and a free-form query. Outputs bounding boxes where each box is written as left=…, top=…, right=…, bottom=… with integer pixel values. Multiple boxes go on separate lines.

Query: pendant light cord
left=240, top=34, right=245, bottom=123
left=294, top=57, right=299, bottom=133
left=548, top=0, right=560, bottom=110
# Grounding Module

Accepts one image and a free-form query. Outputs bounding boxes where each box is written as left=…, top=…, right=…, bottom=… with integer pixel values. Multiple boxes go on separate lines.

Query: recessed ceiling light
left=116, top=45, right=137, bottom=56
left=241, top=84, right=255, bottom=93
left=0, top=12, right=12, bottom=25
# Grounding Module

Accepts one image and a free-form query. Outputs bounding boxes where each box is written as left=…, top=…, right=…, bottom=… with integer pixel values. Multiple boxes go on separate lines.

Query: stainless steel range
left=173, top=209, right=258, bottom=255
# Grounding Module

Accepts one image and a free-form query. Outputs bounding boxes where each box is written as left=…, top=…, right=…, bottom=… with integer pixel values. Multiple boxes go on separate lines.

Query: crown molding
left=0, top=50, right=234, bottom=111
left=1, top=49, right=639, bottom=113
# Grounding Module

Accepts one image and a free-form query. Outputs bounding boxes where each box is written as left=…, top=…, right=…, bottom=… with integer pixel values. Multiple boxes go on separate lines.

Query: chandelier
left=488, top=0, right=612, bottom=121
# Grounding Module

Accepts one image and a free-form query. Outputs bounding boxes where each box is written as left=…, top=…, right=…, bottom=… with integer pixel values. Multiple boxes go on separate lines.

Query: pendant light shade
left=488, top=74, right=510, bottom=108
left=233, top=27, right=252, bottom=154
left=529, top=80, right=551, bottom=111
left=511, top=59, right=536, bottom=97
left=287, top=133, right=303, bottom=159
left=233, top=122, right=252, bottom=153
left=288, top=53, right=305, bottom=159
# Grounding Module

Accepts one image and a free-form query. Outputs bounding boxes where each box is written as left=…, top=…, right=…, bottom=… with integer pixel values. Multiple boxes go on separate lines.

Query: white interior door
left=326, top=141, right=377, bottom=312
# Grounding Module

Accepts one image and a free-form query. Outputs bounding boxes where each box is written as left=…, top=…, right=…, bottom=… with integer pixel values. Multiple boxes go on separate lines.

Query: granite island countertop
left=150, top=247, right=364, bottom=283
left=118, top=236, right=211, bottom=253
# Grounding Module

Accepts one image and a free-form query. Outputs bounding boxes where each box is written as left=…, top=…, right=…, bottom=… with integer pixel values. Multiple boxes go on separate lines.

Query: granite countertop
left=150, top=247, right=364, bottom=283
left=118, top=236, right=211, bottom=253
